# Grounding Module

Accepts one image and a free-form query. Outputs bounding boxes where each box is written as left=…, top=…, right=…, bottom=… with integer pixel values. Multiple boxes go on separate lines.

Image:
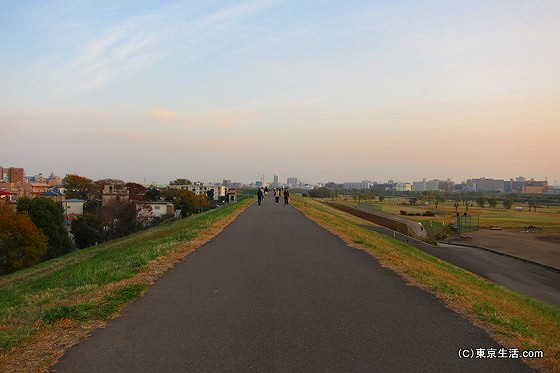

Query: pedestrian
left=274, top=188, right=280, bottom=204
left=257, top=188, right=263, bottom=205
left=284, top=188, right=290, bottom=205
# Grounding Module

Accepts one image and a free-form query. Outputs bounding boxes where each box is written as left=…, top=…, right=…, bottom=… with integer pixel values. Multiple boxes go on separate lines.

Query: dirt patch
left=448, top=229, right=560, bottom=270
left=535, top=235, right=560, bottom=244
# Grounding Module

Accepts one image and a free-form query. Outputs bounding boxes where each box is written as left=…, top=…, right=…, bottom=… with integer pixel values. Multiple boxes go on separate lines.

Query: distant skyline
left=2, top=1, right=559, bottom=185
left=9, top=163, right=558, bottom=188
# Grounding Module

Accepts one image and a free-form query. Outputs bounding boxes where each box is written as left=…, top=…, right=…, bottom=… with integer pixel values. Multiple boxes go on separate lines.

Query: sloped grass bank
left=293, top=197, right=560, bottom=372
left=0, top=198, right=253, bottom=372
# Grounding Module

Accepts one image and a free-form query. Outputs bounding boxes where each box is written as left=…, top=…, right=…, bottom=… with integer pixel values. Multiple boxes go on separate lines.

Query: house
left=102, top=184, right=129, bottom=205
left=226, top=189, right=237, bottom=204
left=40, top=189, right=65, bottom=203
left=142, top=201, right=175, bottom=218
left=0, top=190, right=14, bottom=202
left=62, top=199, right=85, bottom=216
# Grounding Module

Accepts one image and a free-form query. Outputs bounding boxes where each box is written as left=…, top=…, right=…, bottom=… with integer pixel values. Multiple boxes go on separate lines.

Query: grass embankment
left=293, top=197, right=560, bottom=372
left=0, top=198, right=253, bottom=372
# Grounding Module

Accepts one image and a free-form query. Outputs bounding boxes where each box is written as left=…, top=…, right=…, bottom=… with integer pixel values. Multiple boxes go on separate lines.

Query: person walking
left=274, top=188, right=281, bottom=204
left=283, top=188, right=290, bottom=205
left=257, top=188, right=264, bottom=205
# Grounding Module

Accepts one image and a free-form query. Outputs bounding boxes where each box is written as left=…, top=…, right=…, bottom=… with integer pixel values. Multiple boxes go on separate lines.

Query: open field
left=356, top=197, right=560, bottom=230
left=448, top=229, right=560, bottom=270
left=293, top=196, right=560, bottom=372
left=0, top=198, right=253, bottom=373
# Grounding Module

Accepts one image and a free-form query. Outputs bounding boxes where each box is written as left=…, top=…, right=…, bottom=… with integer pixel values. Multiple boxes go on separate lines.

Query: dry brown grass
left=293, top=197, right=560, bottom=372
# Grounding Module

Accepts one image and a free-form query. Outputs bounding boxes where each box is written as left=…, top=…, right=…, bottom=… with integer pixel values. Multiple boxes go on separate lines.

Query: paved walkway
left=362, top=225, right=560, bottom=307
left=51, top=198, right=531, bottom=372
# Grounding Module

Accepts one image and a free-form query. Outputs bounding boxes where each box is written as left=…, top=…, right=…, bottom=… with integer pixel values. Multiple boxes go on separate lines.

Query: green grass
left=0, top=198, right=253, bottom=362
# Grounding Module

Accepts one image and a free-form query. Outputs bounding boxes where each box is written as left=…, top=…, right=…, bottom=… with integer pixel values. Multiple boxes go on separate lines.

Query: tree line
left=0, top=176, right=214, bottom=275
left=307, top=187, right=552, bottom=213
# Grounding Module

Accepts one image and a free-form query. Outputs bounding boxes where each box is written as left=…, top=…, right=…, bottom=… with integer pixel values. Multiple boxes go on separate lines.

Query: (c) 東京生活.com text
left=458, top=348, right=544, bottom=359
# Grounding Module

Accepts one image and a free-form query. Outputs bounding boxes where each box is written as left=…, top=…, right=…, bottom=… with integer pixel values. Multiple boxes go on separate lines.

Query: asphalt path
left=361, top=225, right=560, bottom=308
left=52, top=197, right=532, bottom=372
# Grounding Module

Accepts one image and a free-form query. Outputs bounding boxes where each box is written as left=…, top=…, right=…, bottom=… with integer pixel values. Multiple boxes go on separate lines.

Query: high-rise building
left=8, top=167, right=24, bottom=183
left=287, top=177, right=299, bottom=187
left=273, top=175, right=279, bottom=187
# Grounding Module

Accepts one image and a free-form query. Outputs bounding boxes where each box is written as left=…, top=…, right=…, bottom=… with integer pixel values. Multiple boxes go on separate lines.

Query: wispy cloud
left=42, top=0, right=281, bottom=94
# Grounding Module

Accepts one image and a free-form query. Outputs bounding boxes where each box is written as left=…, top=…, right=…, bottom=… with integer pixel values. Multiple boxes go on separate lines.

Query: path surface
left=362, top=226, right=560, bottom=307
left=51, top=198, right=532, bottom=372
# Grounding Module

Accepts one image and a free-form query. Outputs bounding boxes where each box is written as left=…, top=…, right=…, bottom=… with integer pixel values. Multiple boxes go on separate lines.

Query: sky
left=1, top=0, right=559, bottom=185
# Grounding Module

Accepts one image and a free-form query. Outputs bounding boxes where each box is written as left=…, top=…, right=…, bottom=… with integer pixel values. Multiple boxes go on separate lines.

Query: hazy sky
left=1, top=1, right=559, bottom=185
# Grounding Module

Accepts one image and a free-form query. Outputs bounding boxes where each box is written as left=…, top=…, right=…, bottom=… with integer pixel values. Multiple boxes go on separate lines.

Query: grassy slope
left=293, top=197, right=560, bottom=372
left=0, top=198, right=254, bottom=372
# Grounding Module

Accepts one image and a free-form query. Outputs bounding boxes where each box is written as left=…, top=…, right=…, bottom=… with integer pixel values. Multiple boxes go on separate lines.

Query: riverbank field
left=333, top=196, right=560, bottom=235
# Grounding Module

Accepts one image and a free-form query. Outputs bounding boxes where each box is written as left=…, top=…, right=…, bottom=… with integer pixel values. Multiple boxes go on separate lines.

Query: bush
left=16, top=197, right=71, bottom=258
left=0, top=214, right=48, bottom=274
left=71, top=215, right=104, bottom=249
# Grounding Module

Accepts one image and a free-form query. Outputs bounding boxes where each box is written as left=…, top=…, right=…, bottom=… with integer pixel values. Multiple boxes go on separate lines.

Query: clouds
left=2, top=1, right=559, bottom=184
left=35, top=0, right=283, bottom=95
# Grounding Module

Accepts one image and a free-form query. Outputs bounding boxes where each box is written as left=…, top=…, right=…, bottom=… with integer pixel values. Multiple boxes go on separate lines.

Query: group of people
left=257, top=186, right=290, bottom=205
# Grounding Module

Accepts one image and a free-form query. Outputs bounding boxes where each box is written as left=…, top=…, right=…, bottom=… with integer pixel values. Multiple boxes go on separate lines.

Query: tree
left=16, top=197, right=72, bottom=258
left=476, top=196, right=487, bottom=208
left=488, top=196, right=498, bottom=208
left=71, top=215, right=104, bottom=249
left=454, top=195, right=462, bottom=214
left=503, top=198, right=513, bottom=209
left=174, top=189, right=208, bottom=217
left=431, top=193, right=444, bottom=210
left=126, top=182, right=147, bottom=201
left=63, top=174, right=93, bottom=200
left=0, top=213, right=48, bottom=274
left=527, top=199, right=537, bottom=212
left=145, top=187, right=161, bottom=201
left=379, top=195, right=385, bottom=202
left=101, top=200, right=140, bottom=240
left=309, top=187, right=332, bottom=198
left=170, top=179, right=191, bottom=185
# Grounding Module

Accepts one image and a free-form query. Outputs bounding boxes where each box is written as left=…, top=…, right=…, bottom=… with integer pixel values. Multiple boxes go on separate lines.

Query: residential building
left=472, top=178, right=505, bottom=192
left=40, top=189, right=65, bottom=203
left=412, top=179, right=433, bottom=192
left=343, top=180, right=374, bottom=190
left=7, top=167, right=24, bottom=183
left=522, top=180, right=549, bottom=194
left=62, top=199, right=85, bottom=216
left=226, top=189, right=237, bottom=204
left=142, top=201, right=175, bottom=218
left=30, top=183, right=49, bottom=197
left=169, top=183, right=225, bottom=201
left=394, top=183, right=412, bottom=192
left=0, top=182, right=32, bottom=200
left=102, top=184, right=130, bottom=205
